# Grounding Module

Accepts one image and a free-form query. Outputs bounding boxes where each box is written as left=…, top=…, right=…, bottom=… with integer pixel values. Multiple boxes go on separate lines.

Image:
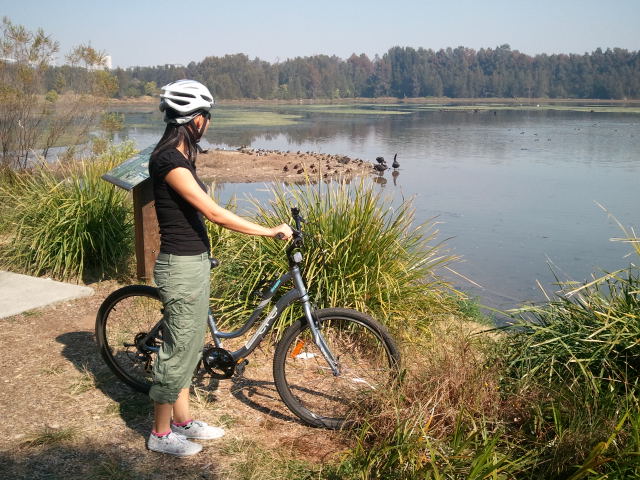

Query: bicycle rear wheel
left=273, top=308, right=400, bottom=429
left=95, top=285, right=163, bottom=393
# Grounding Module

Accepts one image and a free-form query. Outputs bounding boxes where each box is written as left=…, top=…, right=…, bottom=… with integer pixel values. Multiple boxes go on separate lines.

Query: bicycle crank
left=202, top=347, right=237, bottom=379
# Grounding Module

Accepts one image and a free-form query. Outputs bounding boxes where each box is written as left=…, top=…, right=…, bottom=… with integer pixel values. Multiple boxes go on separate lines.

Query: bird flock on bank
left=235, top=146, right=400, bottom=179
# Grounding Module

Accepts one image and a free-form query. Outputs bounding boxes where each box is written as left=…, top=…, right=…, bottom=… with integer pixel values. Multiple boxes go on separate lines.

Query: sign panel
left=101, top=144, right=156, bottom=191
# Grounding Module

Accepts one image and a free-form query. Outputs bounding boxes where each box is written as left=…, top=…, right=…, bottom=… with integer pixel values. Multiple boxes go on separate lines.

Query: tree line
left=63, top=44, right=640, bottom=100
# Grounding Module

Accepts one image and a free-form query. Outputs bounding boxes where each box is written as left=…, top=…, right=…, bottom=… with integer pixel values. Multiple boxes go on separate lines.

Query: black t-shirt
left=149, top=148, right=210, bottom=255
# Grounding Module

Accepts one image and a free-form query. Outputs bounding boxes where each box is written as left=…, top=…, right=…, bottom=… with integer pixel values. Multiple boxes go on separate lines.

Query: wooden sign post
left=102, top=145, right=159, bottom=281
left=132, top=179, right=160, bottom=280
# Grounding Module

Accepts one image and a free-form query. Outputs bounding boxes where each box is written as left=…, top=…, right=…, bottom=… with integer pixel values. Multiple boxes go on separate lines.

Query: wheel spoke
left=274, top=309, right=399, bottom=428
left=97, top=287, right=164, bottom=392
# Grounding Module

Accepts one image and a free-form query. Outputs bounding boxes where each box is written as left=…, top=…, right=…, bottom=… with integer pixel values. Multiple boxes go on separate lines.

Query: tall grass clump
left=0, top=142, right=136, bottom=280
left=206, top=180, right=456, bottom=333
left=502, top=236, right=640, bottom=476
left=507, top=269, right=640, bottom=394
left=327, top=269, right=640, bottom=479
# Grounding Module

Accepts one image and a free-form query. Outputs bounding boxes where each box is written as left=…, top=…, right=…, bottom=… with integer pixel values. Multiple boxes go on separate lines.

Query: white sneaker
left=171, top=420, right=225, bottom=440
left=147, top=431, right=203, bottom=456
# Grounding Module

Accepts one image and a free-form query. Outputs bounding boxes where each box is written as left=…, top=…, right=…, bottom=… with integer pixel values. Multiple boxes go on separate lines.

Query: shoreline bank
left=196, top=147, right=376, bottom=183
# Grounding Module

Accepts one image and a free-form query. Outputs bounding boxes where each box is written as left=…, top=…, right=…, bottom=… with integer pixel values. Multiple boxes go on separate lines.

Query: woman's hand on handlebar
left=271, top=224, right=294, bottom=241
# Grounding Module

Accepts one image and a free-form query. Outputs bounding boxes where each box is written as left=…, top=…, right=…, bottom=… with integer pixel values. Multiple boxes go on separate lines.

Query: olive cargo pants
left=149, top=252, right=210, bottom=404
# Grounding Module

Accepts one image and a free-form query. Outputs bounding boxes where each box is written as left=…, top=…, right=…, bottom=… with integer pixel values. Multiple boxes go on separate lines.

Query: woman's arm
left=165, top=167, right=292, bottom=239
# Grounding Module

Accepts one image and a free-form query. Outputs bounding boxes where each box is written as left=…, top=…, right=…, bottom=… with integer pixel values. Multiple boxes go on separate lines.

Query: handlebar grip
left=275, top=232, right=287, bottom=240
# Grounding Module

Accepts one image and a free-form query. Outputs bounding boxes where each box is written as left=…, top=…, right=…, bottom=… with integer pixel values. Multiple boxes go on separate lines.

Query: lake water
left=113, top=105, right=640, bottom=313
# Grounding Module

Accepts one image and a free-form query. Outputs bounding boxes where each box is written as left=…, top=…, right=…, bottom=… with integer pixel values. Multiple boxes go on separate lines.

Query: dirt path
left=197, top=148, right=375, bottom=183
left=0, top=283, right=345, bottom=479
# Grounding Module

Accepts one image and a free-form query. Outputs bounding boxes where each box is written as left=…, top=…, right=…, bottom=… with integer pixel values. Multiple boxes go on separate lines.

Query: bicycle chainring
left=202, top=347, right=236, bottom=379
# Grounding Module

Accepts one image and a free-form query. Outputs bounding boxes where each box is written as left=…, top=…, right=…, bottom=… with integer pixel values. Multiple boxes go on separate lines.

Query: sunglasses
left=201, top=111, right=212, bottom=121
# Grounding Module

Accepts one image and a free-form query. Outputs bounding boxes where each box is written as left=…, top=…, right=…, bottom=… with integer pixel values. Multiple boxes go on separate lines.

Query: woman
left=147, top=80, right=292, bottom=456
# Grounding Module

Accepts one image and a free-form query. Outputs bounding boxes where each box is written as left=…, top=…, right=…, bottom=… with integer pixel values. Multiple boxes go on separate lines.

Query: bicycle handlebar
left=285, top=206, right=304, bottom=262
left=291, top=207, right=304, bottom=231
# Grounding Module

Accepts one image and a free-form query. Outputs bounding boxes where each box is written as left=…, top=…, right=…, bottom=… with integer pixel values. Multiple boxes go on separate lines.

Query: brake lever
left=291, top=206, right=305, bottom=231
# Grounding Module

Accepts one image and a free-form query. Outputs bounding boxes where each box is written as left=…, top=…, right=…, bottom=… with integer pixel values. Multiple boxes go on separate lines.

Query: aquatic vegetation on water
left=213, top=109, right=302, bottom=127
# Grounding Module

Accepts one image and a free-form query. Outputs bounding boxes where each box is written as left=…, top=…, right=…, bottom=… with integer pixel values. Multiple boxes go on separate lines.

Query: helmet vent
left=171, top=91, right=196, bottom=98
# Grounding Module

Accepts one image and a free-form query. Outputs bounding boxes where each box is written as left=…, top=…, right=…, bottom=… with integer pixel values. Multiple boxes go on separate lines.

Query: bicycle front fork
left=302, top=299, right=341, bottom=376
left=291, top=264, right=340, bottom=375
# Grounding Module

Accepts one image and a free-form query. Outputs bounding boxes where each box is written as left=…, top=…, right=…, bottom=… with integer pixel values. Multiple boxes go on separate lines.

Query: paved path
left=0, top=271, right=94, bottom=319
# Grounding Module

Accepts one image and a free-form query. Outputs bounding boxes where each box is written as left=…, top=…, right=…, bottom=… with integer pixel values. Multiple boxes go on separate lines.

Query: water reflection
left=373, top=175, right=387, bottom=186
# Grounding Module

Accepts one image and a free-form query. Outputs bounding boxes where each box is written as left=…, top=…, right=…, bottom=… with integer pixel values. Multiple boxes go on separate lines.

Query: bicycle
left=95, top=207, right=400, bottom=429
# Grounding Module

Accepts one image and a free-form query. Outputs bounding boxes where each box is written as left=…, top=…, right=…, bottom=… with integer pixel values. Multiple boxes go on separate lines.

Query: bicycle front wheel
left=95, top=285, right=163, bottom=393
left=273, top=308, right=400, bottom=429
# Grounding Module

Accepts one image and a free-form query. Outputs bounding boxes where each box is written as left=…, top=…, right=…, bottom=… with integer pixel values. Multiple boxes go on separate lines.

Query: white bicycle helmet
left=159, top=79, right=215, bottom=124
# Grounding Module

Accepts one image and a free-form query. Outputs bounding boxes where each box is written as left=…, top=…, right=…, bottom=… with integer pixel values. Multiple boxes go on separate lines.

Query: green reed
left=0, top=142, right=136, bottom=280
left=507, top=269, right=640, bottom=394
left=206, top=180, right=456, bottom=334
left=500, top=227, right=640, bottom=477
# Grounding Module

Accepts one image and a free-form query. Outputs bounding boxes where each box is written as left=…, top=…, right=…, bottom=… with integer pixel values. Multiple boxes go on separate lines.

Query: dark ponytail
left=151, top=113, right=203, bottom=163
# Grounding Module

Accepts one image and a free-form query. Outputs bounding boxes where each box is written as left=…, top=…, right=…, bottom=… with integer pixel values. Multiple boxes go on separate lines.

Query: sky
left=2, top=0, right=639, bottom=68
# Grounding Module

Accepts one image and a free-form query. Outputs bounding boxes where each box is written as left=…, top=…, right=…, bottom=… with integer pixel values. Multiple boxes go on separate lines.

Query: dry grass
left=20, top=427, right=78, bottom=448
left=0, top=281, right=344, bottom=479
left=349, top=316, right=503, bottom=440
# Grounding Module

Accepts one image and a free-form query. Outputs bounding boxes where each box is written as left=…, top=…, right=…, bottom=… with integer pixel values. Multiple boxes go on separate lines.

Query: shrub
left=0, top=142, right=136, bottom=280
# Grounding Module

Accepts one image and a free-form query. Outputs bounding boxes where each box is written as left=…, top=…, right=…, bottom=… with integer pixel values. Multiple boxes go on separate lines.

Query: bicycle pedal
left=234, top=359, right=249, bottom=376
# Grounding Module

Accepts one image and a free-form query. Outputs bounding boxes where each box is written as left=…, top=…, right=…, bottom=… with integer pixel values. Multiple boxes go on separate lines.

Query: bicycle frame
left=138, top=257, right=340, bottom=375
left=208, top=262, right=340, bottom=375
left=138, top=208, right=341, bottom=376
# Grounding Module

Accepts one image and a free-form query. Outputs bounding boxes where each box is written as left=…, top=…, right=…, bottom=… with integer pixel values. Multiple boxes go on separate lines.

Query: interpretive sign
left=101, top=144, right=159, bottom=281
left=101, top=144, right=155, bottom=191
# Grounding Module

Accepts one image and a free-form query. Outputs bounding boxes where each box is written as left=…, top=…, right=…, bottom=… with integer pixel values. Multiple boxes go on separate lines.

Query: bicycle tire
left=273, top=307, right=400, bottom=429
left=95, top=285, right=163, bottom=393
